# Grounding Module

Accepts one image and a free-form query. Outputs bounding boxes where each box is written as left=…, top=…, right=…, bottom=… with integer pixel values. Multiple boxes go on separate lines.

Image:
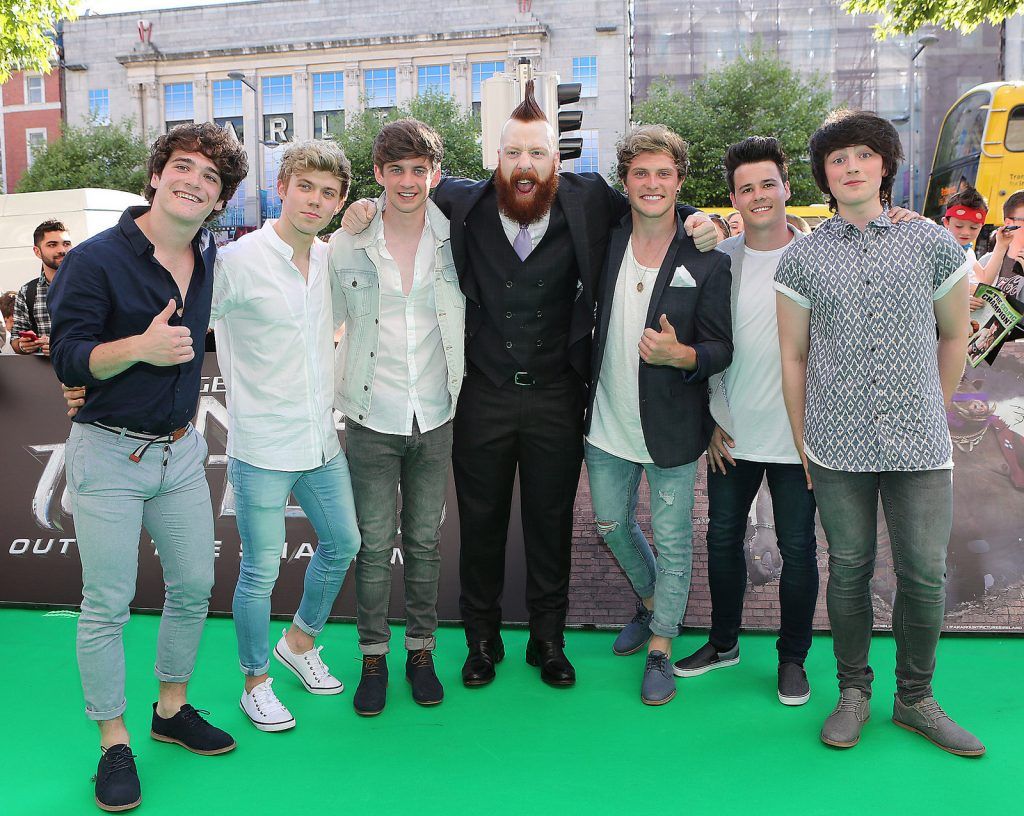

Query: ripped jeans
left=585, top=441, right=697, bottom=639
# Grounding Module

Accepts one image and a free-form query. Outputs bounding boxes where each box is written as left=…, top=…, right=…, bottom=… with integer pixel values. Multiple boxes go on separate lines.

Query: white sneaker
left=240, top=678, right=295, bottom=732
left=273, top=630, right=344, bottom=695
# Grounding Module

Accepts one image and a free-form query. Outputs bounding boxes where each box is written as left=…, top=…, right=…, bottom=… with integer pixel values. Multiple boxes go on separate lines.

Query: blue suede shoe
left=641, top=650, right=676, bottom=706
left=612, top=600, right=653, bottom=656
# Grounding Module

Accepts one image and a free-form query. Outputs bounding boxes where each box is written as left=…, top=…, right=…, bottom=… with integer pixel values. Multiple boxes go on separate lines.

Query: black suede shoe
left=461, top=638, right=505, bottom=687
left=353, top=654, right=388, bottom=716
left=406, top=649, right=444, bottom=706
left=525, top=638, right=576, bottom=687
left=150, top=703, right=236, bottom=755
left=94, top=744, right=141, bottom=812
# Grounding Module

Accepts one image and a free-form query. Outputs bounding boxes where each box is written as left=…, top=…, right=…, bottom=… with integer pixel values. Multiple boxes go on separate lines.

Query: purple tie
left=513, top=224, right=532, bottom=261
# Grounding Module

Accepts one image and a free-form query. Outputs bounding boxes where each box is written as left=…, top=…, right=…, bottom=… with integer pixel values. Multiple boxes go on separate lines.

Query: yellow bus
left=923, top=82, right=1024, bottom=225
left=702, top=204, right=832, bottom=231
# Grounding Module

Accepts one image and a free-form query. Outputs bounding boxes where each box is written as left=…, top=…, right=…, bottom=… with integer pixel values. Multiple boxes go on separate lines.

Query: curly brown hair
left=809, top=109, right=903, bottom=212
left=145, top=123, right=249, bottom=221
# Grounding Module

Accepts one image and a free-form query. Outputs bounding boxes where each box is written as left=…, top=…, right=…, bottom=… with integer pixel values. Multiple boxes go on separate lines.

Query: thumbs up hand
left=135, top=299, right=194, bottom=366
left=639, top=313, right=693, bottom=368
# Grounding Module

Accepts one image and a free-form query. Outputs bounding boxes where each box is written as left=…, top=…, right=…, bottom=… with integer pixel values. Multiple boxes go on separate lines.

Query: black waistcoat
left=464, top=187, right=579, bottom=385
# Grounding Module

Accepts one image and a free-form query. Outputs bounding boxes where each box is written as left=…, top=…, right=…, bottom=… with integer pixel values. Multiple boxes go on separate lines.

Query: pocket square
left=670, top=264, right=697, bottom=287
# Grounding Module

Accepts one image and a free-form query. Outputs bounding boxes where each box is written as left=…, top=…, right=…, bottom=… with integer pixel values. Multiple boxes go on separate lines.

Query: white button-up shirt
left=212, top=221, right=340, bottom=471
left=362, top=213, right=452, bottom=434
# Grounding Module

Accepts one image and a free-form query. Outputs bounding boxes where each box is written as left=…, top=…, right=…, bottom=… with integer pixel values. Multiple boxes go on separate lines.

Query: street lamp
left=227, top=70, right=282, bottom=227
left=908, top=34, right=939, bottom=211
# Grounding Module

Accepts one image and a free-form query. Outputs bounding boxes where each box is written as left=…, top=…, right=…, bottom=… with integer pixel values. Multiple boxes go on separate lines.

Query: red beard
left=494, top=163, right=560, bottom=225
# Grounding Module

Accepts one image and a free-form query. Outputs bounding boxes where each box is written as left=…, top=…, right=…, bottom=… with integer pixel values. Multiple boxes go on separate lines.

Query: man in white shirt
left=329, top=119, right=464, bottom=716
left=213, top=140, right=361, bottom=732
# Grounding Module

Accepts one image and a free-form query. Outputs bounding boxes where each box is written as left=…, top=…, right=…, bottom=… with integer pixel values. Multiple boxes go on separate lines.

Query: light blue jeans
left=228, top=452, right=361, bottom=676
left=585, top=441, right=697, bottom=639
left=66, top=422, right=215, bottom=721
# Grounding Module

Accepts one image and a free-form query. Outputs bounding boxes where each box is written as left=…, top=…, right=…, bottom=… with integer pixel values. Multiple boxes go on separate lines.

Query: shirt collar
left=357, top=193, right=446, bottom=250
left=118, top=204, right=209, bottom=257
left=824, top=208, right=894, bottom=238
left=258, top=219, right=296, bottom=261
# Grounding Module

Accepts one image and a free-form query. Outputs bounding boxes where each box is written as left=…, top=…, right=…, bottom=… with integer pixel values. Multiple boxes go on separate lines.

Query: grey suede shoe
left=892, top=696, right=986, bottom=757
left=820, top=688, right=871, bottom=748
left=612, top=600, right=653, bottom=656
left=640, top=650, right=676, bottom=706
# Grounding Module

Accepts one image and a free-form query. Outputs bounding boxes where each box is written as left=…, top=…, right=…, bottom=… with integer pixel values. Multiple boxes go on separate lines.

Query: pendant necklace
left=630, top=232, right=672, bottom=293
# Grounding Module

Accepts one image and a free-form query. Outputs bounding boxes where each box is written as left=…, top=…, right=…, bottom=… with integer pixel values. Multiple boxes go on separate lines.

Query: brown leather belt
left=91, top=422, right=191, bottom=462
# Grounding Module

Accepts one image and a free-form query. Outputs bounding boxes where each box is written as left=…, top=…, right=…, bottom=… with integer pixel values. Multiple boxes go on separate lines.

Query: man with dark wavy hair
left=49, top=123, right=248, bottom=812
left=775, top=110, right=983, bottom=756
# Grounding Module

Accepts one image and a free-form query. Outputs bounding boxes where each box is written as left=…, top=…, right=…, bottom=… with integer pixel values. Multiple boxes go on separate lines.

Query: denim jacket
left=328, top=196, right=465, bottom=424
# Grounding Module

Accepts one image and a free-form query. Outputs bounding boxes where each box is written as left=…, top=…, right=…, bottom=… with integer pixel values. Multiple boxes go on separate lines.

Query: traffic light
left=479, top=58, right=585, bottom=168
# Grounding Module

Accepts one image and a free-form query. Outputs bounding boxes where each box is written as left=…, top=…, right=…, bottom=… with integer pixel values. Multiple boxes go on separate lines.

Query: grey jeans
left=345, top=418, right=453, bottom=655
left=808, top=462, right=952, bottom=704
left=65, top=422, right=214, bottom=721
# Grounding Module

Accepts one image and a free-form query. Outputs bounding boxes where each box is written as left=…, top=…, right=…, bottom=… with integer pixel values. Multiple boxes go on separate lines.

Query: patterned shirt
left=12, top=271, right=52, bottom=339
left=773, top=212, right=969, bottom=472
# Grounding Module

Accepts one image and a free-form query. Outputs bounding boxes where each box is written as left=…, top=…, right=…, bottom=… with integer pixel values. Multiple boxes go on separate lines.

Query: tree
left=843, top=0, right=1024, bottom=38
left=16, top=119, right=149, bottom=195
left=0, top=0, right=78, bottom=82
left=632, top=45, right=833, bottom=208
left=332, top=91, right=487, bottom=208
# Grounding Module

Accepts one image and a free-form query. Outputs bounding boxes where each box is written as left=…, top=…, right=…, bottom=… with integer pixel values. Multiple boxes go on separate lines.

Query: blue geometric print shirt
left=774, top=211, right=968, bottom=472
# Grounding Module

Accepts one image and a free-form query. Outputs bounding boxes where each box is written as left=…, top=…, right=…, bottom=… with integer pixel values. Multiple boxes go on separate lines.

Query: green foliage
left=332, top=92, right=487, bottom=210
left=0, top=0, right=78, bottom=81
left=843, top=0, right=1024, bottom=38
left=632, top=45, right=833, bottom=208
left=15, top=119, right=148, bottom=195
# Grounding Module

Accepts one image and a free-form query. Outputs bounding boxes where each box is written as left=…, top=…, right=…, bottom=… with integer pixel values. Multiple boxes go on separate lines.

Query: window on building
left=88, top=89, right=110, bottom=124
left=573, top=129, right=600, bottom=174
left=313, top=71, right=345, bottom=137
left=572, top=57, right=598, bottom=98
left=260, top=76, right=294, bottom=213
left=213, top=78, right=245, bottom=143
left=26, top=129, right=48, bottom=167
left=418, top=64, right=450, bottom=97
left=261, top=75, right=293, bottom=114
left=364, top=68, right=396, bottom=109
left=25, top=75, right=45, bottom=105
left=472, top=61, right=505, bottom=113
left=164, top=82, right=194, bottom=130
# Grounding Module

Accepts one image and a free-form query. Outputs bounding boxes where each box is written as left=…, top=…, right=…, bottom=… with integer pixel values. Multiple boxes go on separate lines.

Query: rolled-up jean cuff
left=85, top=699, right=127, bottom=722
left=293, top=612, right=321, bottom=639
left=649, top=620, right=681, bottom=639
left=154, top=667, right=194, bottom=684
left=239, top=660, right=271, bottom=677
left=405, top=634, right=436, bottom=652
left=359, top=641, right=389, bottom=657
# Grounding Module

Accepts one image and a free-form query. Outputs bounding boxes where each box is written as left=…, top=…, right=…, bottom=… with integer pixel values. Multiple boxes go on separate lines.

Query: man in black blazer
left=341, top=94, right=719, bottom=688
left=584, top=125, right=732, bottom=704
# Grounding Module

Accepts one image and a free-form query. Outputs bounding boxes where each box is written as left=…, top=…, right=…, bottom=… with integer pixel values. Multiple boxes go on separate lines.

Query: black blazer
left=586, top=212, right=733, bottom=468
left=433, top=172, right=697, bottom=384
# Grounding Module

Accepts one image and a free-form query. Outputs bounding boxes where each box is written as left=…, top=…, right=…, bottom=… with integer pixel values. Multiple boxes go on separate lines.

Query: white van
left=0, top=188, right=147, bottom=293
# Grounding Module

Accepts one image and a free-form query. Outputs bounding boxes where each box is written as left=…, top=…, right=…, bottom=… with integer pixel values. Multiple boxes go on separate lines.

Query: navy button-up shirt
left=48, top=206, right=216, bottom=435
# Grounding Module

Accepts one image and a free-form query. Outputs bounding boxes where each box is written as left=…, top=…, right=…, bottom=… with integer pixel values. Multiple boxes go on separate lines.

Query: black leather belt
left=91, top=422, right=191, bottom=462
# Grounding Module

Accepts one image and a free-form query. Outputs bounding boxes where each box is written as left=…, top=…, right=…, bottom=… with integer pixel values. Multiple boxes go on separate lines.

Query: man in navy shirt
left=49, top=123, right=248, bottom=813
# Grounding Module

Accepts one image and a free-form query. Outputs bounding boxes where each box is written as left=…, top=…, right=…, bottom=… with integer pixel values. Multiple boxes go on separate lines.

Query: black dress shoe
left=150, top=703, right=236, bottom=755
left=94, top=744, right=141, bottom=812
left=353, top=654, right=388, bottom=717
left=406, top=649, right=444, bottom=705
left=526, top=638, right=576, bottom=687
left=461, top=638, right=505, bottom=687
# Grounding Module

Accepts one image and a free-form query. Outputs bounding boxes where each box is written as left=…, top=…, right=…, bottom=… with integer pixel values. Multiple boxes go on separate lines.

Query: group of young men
left=46, top=82, right=989, bottom=813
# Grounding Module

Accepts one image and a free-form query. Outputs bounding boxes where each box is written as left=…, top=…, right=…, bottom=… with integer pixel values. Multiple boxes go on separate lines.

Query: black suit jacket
left=586, top=212, right=733, bottom=468
left=433, top=172, right=697, bottom=384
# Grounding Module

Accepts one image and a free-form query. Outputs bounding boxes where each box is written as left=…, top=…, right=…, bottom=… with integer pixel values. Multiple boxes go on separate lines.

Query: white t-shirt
left=587, top=239, right=657, bottom=463
left=723, top=242, right=801, bottom=464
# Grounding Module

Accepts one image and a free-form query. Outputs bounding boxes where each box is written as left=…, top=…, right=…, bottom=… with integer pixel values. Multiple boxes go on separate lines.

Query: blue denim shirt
left=328, top=197, right=465, bottom=424
left=48, top=206, right=215, bottom=435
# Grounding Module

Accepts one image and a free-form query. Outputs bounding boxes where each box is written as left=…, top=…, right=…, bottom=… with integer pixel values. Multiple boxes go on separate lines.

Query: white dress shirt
left=498, top=209, right=550, bottom=251
left=362, top=213, right=452, bottom=434
left=212, top=221, right=340, bottom=471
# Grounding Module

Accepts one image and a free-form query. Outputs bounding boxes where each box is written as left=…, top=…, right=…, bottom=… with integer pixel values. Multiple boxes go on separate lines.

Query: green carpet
left=2, top=608, right=1018, bottom=815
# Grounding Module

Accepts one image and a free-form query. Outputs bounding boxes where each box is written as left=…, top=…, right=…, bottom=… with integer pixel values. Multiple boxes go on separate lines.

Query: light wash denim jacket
left=328, top=196, right=465, bottom=424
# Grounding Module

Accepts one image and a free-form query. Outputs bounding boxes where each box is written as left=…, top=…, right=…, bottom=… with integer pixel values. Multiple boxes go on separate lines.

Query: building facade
left=0, top=69, right=63, bottom=193
left=62, top=0, right=630, bottom=226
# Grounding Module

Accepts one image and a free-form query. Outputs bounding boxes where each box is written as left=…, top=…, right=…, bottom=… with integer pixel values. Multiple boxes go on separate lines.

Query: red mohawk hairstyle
left=509, top=79, right=547, bottom=123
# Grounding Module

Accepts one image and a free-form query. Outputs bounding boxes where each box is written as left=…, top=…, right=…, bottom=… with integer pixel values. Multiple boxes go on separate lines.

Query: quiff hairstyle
left=145, top=122, right=249, bottom=222
left=33, top=219, right=68, bottom=247
left=277, top=139, right=353, bottom=200
left=615, top=124, right=689, bottom=185
left=372, top=118, right=444, bottom=170
left=723, top=136, right=789, bottom=194
left=808, top=109, right=903, bottom=211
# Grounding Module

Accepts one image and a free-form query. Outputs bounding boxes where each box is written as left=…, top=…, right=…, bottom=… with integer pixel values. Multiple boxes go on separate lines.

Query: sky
left=77, top=0, right=227, bottom=15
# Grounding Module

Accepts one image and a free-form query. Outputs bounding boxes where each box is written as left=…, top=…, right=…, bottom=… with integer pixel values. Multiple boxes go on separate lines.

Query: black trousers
left=453, top=369, right=585, bottom=642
